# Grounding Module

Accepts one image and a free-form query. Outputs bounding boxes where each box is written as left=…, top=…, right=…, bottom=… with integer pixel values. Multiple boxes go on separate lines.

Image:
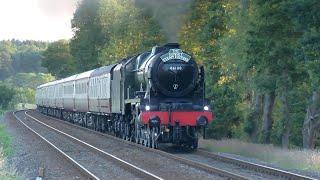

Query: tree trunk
left=303, top=91, right=320, bottom=149
left=247, top=92, right=262, bottom=142
left=281, top=92, right=290, bottom=148
left=261, top=92, right=275, bottom=144
left=240, top=0, right=248, bottom=9
left=281, top=70, right=291, bottom=148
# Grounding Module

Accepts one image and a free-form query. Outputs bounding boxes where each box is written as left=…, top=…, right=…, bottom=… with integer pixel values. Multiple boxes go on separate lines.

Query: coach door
left=111, top=64, right=123, bottom=113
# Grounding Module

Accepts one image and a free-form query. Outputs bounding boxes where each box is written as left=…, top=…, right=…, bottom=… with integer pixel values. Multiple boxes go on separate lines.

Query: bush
left=0, top=84, right=15, bottom=110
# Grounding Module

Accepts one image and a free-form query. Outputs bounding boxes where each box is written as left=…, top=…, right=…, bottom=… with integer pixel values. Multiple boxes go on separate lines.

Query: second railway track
left=194, top=149, right=316, bottom=180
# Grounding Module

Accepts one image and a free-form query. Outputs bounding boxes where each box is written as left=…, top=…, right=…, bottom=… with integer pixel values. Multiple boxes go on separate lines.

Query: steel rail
left=27, top=110, right=249, bottom=180
left=13, top=111, right=100, bottom=180
left=196, top=149, right=316, bottom=180
left=24, top=111, right=163, bottom=180
left=28, top=110, right=318, bottom=179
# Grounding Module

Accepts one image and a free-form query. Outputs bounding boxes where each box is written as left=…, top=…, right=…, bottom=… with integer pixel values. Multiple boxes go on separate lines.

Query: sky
left=0, top=0, right=79, bottom=41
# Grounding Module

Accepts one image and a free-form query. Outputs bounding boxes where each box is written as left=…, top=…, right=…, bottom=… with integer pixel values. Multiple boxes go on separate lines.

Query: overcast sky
left=0, top=0, right=79, bottom=41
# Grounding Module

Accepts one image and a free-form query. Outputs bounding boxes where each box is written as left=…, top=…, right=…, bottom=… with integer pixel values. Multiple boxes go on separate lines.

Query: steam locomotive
left=36, top=43, right=213, bottom=149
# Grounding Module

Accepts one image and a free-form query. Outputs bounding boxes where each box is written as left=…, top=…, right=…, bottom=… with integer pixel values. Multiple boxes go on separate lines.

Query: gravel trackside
left=1, top=112, right=85, bottom=179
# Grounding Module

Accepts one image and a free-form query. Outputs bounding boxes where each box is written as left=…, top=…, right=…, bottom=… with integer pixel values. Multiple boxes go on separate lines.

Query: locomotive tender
left=36, top=43, right=213, bottom=149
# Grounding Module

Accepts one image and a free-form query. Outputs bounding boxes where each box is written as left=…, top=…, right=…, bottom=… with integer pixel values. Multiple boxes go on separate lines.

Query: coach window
left=90, top=81, right=92, bottom=97
left=76, top=84, right=78, bottom=94
left=93, top=79, right=95, bottom=97
left=95, top=79, right=98, bottom=97
left=95, top=79, right=97, bottom=97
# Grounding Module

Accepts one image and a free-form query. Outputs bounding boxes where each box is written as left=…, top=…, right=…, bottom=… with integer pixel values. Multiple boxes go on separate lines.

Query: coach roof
left=75, top=70, right=94, bottom=81
left=90, top=64, right=117, bottom=77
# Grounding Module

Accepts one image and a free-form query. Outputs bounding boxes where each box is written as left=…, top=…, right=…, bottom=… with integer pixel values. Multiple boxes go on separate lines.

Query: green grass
left=15, top=103, right=36, bottom=110
left=200, top=138, right=320, bottom=172
left=0, top=125, right=12, bottom=157
left=0, top=118, right=18, bottom=179
left=0, top=110, right=4, bottom=117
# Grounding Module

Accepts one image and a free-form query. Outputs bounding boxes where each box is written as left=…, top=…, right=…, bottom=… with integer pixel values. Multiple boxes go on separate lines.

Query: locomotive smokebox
left=135, top=43, right=198, bottom=98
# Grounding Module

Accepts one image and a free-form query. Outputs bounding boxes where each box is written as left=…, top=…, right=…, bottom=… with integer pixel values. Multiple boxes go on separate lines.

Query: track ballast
left=24, top=109, right=316, bottom=180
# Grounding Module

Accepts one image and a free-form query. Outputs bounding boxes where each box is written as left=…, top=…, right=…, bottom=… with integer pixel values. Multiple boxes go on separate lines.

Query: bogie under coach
left=36, top=43, right=213, bottom=149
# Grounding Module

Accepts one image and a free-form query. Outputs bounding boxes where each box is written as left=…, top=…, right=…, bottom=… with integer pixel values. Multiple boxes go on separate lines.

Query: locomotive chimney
left=151, top=43, right=181, bottom=55
left=164, top=43, right=180, bottom=49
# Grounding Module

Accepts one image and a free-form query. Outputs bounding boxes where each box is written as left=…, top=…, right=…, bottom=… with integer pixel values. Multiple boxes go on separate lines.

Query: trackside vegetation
left=0, top=122, right=17, bottom=179
left=0, top=125, right=12, bottom=157
left=201, top=139, right=320, bottom=172
left=0, top=40, right=55, bottom=113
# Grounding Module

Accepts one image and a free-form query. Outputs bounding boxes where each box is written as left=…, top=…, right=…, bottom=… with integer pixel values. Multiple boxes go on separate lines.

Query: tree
left=97, top=0, right=164, bottom=65
left=12, top=47, right=43, bottom=73
left=42, top=40, right=76, bottom=78
left=9, top=87, right=35, bottom=107
left=291, top=0, right=320, bottom=148
left=0, top=40, right=47, bottom=80
left=11, top=40, right=47, bottom=74
left=0, top=83, right=15, bottom=109
left=245, top=0, right=298, bottom=147
left=70, top=0, right=105, bottom=71
left=216, top=0, right=261, bottom=141
left=71, top=0, right=164, bottom=69
left=4, top=73, right=55, bottom=89
left=0, top=41, right=15, bottom=79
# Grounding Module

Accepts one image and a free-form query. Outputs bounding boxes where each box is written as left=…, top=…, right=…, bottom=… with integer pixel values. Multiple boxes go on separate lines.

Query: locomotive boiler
left=36, top=43, right=213, bottom=149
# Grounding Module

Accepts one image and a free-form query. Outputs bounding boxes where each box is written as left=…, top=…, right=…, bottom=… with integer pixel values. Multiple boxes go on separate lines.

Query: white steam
left=135, top=0, right=194, bottom=43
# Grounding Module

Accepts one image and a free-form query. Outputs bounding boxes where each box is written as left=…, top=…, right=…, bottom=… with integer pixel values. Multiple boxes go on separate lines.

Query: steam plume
left=135, top=0, right=193, bottom=43
left=37, top=0, right=79, bottom=17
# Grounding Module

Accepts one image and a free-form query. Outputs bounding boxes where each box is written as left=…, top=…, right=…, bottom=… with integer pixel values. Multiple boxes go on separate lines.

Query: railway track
left=195, top=149, right=316, bottom=180
left=13, top=111, right=99, bottom=180
left=14, top=111, right=163, bottom=180
left=24, top=110, right=247, bottom=179
left=24, top=110, right=317, bottom=179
